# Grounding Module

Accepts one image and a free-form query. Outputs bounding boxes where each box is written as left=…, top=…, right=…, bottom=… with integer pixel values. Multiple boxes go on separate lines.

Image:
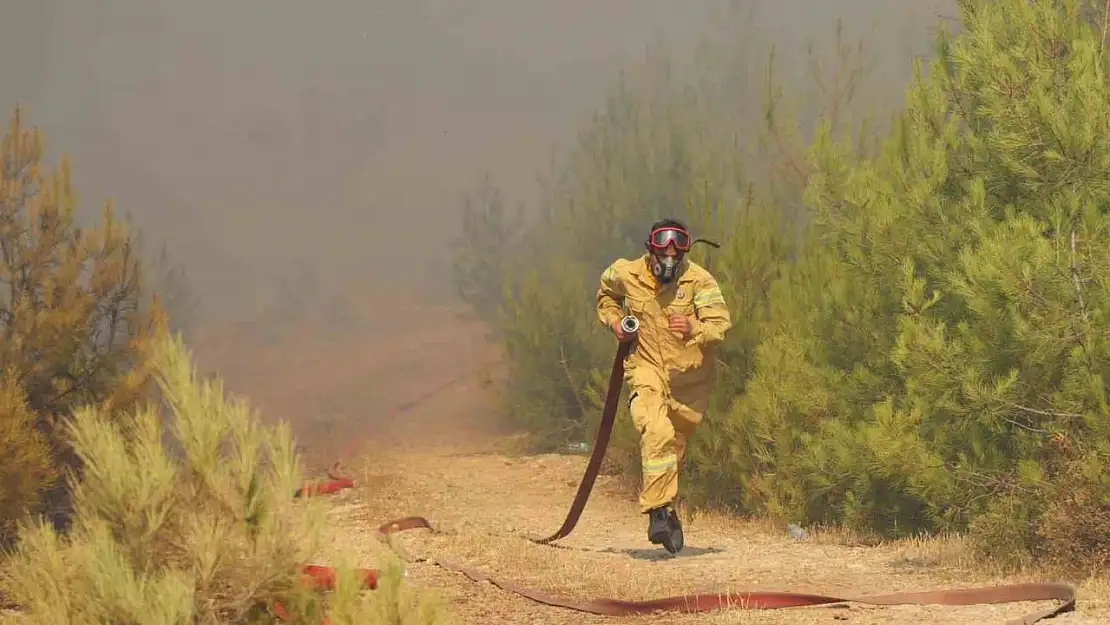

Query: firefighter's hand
left=668, top=314, right=693, bottom=339
left=610, top=320, right=635, bottom=342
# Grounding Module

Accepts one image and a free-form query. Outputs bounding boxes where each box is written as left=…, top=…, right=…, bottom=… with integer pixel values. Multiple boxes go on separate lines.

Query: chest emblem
left=676, top=287, right=686, bottom=300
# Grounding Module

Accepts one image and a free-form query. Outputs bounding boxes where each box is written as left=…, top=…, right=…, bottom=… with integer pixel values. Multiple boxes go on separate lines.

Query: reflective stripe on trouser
left=629, top=384, right=704, bottom=513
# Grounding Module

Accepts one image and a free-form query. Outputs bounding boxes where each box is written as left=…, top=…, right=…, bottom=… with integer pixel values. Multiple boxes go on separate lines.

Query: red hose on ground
left=272, top=462, right=372, bottom=622
left=293, top=463, right=355, bottom=497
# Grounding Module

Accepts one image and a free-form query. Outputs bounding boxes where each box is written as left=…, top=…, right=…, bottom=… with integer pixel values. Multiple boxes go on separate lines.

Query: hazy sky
left=0, top=0, right=955, bottom=323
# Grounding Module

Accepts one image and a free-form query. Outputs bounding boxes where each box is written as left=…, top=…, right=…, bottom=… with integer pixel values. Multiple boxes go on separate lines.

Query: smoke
left=1, top=1, right=956, bottom=324
left=0, top=1, right=725, bottom=323
left=0, top=1, right=957, bottom=446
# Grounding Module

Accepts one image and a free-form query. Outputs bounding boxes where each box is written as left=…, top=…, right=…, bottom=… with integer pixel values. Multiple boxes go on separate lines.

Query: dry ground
left=192, top=297, right=1109, bottom=625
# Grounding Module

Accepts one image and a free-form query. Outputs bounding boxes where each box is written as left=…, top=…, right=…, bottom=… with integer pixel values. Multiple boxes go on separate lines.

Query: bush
left=1032, top=451, right=1110, bottom=574
left=0, top=106, right=167, bottom=538
left=0, top=333, right=447, bottom=624
left=0, top=372, right=58, bottom=545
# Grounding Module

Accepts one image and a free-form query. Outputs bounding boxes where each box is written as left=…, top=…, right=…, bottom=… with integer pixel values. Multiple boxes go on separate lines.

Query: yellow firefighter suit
left=596, top=252, right=731, bottom=513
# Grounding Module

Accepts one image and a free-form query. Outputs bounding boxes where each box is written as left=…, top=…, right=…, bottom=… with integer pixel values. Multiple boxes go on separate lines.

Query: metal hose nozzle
left=620, top=315, right=640, bottom=334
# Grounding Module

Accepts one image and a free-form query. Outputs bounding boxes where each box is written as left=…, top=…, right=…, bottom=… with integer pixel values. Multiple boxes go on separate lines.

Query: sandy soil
left=192, top=298, right=1108, bottom=625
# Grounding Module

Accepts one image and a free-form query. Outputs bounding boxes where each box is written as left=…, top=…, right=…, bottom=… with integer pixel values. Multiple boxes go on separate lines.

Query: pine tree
left=0, top=106, right=167, bottom=540
left=1, top=334, right=447, bottom=624
left=716, top=0, right=1110, bottom=565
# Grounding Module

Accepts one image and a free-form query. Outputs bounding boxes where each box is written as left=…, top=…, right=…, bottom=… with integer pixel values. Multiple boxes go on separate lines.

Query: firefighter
left=595, top=218, right=732, bottom=553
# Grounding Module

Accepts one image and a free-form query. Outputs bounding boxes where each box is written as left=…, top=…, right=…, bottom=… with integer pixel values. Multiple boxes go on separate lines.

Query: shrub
left=0, top=372, right=58, bottom=545
left=0, top=333, right=446, bottom=625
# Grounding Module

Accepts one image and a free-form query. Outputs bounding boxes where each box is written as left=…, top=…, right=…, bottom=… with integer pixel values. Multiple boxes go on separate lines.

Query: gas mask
left=649, top=252, right=683, bottom=284
left=644, top=222, right=720, bottom=285
left=646, top=225, right=691, bottom=284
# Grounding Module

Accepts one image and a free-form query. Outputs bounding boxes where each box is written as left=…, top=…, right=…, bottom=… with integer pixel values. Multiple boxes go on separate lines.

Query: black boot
left=646, top=505, right=684, bottom=554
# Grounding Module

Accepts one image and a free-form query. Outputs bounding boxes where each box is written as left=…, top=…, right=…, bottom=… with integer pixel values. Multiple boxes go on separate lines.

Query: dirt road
left=331, top=432, right=1105, bottom=624
left=195, top=299, right=1107, bottom=625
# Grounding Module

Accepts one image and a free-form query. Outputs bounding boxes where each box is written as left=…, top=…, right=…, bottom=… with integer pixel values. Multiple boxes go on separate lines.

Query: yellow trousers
left=627, top=368, right=710, bottom=513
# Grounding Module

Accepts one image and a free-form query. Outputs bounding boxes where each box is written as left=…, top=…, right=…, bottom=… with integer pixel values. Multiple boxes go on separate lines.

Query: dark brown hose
left=531, top=338, right=633, bottom=544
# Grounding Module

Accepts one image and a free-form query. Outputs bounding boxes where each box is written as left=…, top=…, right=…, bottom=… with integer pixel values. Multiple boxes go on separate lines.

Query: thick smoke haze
left=0, top=0, right=954, bottom=326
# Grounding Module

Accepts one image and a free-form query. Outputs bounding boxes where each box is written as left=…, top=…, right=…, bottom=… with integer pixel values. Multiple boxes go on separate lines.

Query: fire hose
left=280, top=314, right=1077, bottom=624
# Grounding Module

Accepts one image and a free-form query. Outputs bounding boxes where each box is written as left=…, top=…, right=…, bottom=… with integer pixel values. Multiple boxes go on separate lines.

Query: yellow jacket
left=596, top=253, right=731, bottom=391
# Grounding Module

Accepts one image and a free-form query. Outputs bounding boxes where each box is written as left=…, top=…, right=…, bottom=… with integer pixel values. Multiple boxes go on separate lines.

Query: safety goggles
left=648, top=226, right=692, bottom=251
